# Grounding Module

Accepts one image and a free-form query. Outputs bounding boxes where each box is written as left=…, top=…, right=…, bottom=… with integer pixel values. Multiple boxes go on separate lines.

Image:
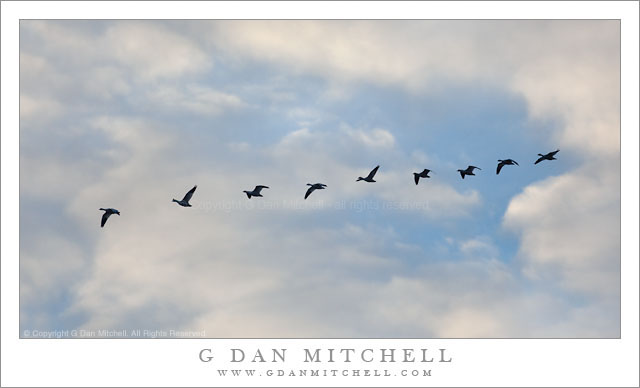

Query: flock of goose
left=98, top=149, right=560, bottom=227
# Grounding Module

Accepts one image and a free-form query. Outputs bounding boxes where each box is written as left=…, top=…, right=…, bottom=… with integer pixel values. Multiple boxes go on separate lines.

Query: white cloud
left=19, top=94, right=64, bottom=122
left=286, top=107, right=326, bottom=127
left=143, top=84, right=246, bottom=116
left=20, top=51, right=131, bottom=112
left=277, top=127, right=312, bottom=147
left=21, top=234, right=86, bottom=306
left=459, top=236, right=499, bottom=258
left=226, top=141, right=250, bottom=152
left=371, top=256, right=618, bottom=337
left=346, top=127, right=396, bottom=149
left=204, top=20, right=619, bottom=155
left=503, top=165, right=620, bottom=299
left=371, top=259, right=541, bottom=337
left=74, top=195, right=610, bottom=337
left=20, top=20, right=213, bottom=110
left=103, top=21, right=212, bottom=81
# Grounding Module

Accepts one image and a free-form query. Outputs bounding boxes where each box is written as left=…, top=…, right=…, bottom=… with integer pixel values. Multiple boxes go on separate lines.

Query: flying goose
left=457, top=165, right=481, bottom=179
left=535, top=149, right=560, bottom=164
left=357, top=165, right=380, bottom=182
left=99, top=208, right=120, bottom=228
left=413, top=169, right=432, bottom=185
left=243, top=185, right=269, bottom=199
left=496, top=159, right=519, bottom=175
left=172, top=185, right=197, bottom=207
left=305, top=183, right=327, bottom=199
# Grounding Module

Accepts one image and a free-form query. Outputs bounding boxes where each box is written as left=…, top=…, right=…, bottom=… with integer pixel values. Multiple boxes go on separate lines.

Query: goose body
left=457, top=165, right=481, bottom=179
left=413, top=169, right=432, bottom=185
left=357, top=165, right=380, bottom=182
left=99, top=208, right=120, bottom=228
left=305, top=183, right=327, bottom=199
left=243, top=185, right=269, bottom=199
left=496, top=159, right=519, bottom=175
left=535, top=149, right=560, bottom=164
left=173, top=185, right=197, bottom=207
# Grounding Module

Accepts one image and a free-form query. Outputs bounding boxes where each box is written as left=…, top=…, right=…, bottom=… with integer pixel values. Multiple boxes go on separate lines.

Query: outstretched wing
left=101, top=212, right=111, bottom=227
left=496, top=162, right=504, bottom=175
left=366, top=165, right=380, bottom=180
left=459, top=170, right=465, bottom=179
left=414, top=173, right=420, bottom=185
left=512, top=160, right=519, bottom=166
left=254, top=185, right=269, bottom=193
left=534, top=156, right=544, bottom=164
left=469, top=165, right=481, bottom=170
left=549, top=149, right=560, bottom=157
left=182, top=185, right=197, bottom=202
left=304, top=186, right=315, bottom=199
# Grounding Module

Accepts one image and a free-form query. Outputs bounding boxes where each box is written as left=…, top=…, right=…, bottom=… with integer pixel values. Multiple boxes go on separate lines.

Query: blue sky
left=19, top=20, right=620, bottom=337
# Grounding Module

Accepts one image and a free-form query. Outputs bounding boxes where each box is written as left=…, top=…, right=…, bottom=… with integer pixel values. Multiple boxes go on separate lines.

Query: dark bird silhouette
left=457, top=165, right=481, bottom=179
left=243, top=185, right=269, bottom=199
left=357, top=165, right=380, bottom=182
left=496, top=159, right=519, bottom=175
left=535, top=149, right=560, bottom=164
left=413, top=169, right=432, bottom=185
left=305, top=183, right=327, bottom=199
left=99, top=208, right=120, bottom=228
left=172, top=185, right=197, bottom=207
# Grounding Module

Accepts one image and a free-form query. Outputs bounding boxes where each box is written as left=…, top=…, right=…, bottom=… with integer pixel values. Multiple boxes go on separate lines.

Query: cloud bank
left=20, top=20, right=620, bottom=337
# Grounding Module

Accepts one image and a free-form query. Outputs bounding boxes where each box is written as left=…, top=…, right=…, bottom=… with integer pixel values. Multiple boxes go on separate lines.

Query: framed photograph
left=2, top=1, right=638, bottom=387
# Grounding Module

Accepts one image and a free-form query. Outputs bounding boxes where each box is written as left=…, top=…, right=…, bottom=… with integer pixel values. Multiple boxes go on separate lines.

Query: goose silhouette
left=99, top=208, right=120, bottom=228
left=413, top=169, right=432, bottom=185
left=457, top=165, right=481, bottom=179
left=357, top=165, right=380, bottom=182
left=496, top=159, right=519, bottom=174
left=172, top=185, right=197, bottom=207
left=305, top=183, right=327, bottom=199
left=535, top=150, right=559, bottom=164
left=243, top=185, right=269, bottom=199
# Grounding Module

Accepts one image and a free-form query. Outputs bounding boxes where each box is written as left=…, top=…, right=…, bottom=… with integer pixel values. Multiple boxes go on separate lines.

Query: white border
left=2, top=1, right=638, bottom=387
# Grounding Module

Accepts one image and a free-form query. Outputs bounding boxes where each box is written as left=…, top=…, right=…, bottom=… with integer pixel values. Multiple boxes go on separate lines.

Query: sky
left=19, top=20, right=620, bottom=338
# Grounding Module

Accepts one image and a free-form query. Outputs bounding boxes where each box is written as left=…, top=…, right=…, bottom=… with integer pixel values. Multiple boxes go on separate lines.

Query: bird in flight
left=413, top=169, right=432, bottom=185
left=457, top=165, right=481, bottom=179
left=243, top=185, right=269, bottom=199
left=305, top=183, right=327, bottom=199
left=496, top=159, right=519, bottom=175
left=99, top=208, right=120, bottom=228
left=172, top=185, right=197, bottom=207
left=357, top=165, right=380, bottom=182
left=535, top=149, right=560, bottom=164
